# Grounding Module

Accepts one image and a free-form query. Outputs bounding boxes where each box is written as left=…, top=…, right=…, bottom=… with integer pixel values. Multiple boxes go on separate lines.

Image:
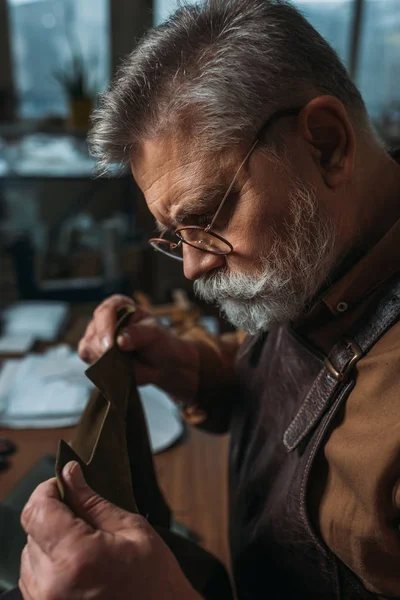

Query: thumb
left=116, top=317, right=162, bottom=352
left=62, top=461, right=142, bottom=535
left=115, top=306, right=154, bottom=351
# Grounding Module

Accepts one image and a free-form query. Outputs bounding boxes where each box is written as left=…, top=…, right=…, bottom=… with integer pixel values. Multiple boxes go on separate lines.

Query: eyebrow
left=155, top=220, right=168, bottom=234
left=154, top=183, right=231, bottom=233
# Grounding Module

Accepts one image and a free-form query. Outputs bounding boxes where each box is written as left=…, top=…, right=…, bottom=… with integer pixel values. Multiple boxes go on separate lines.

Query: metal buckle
left=324, top=338, right=362, bottom=382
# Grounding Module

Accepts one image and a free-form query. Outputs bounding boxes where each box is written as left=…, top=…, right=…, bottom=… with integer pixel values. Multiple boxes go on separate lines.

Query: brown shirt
left=181, top=216, right=400, bottom=596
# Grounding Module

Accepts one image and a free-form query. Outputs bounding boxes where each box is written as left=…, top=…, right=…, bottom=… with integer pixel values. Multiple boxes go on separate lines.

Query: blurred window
left=293, top=0, right=354, bottom=67
left=357, top=0, right=400, bottom=120
left=154, top=0, right=177, bottom=26
left=154, top=0, right=400, bottom=127
left=6, top=0, right=110, bottom=119
left=7, top=0, right=400, bottom=127
left=154, top=0, right=354, bottom=64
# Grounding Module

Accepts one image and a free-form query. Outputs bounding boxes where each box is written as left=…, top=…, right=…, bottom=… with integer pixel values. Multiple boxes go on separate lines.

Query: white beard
left=194, top=178, right=337, bottom=334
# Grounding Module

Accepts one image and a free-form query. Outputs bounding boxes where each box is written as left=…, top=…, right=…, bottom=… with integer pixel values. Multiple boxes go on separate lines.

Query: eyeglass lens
left=177, top=228, right=231, bottom=255
left=149, top=239, right=183, bottom=261
left=150, top=228, right=231, bottom=260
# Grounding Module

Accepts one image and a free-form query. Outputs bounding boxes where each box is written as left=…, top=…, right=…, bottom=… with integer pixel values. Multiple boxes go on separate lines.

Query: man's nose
left=182, top=243, right=225, bottom=280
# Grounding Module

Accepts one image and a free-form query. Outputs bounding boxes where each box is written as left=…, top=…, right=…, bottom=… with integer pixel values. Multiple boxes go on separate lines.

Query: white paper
left=0, top=334, right=35, bottom=354
left=0, top=346, right=92, bottom=428
left=2, top=301, right=69, bottom=341
left=139, top=385, right=183, bottom=454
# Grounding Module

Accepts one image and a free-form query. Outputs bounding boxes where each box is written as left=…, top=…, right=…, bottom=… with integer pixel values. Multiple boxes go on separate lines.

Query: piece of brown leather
left=55, top=306, right=233, bottom=599
left=56, top=305, right=170, bottom=524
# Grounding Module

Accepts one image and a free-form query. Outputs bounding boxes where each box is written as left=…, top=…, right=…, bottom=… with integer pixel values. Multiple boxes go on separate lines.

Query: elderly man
left=15, top=0, right=400, bottom=598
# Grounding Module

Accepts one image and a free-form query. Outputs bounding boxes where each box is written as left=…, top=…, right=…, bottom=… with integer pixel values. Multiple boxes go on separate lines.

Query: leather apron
left=229, top=276, right=400, bottom=600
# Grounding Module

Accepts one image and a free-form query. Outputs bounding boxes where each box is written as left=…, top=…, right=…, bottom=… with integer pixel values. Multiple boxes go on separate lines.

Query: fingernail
left=63, top=461, right=86, bottom=489
left=102, top=336, right=110, bottom=350
left=117, top=331, right=130, bottom=347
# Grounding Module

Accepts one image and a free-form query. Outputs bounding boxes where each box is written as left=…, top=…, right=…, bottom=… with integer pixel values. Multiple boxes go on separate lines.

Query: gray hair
left=89, top=0, right=367, bottom=172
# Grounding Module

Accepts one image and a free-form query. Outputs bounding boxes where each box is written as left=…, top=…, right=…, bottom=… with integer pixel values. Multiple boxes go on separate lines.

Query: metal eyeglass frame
left=148, top=106, right=302, bottom=261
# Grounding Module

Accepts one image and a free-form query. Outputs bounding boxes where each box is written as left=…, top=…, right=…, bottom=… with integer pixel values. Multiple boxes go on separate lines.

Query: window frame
left=0, top=0, right=15, bottom=109
left=0, top=0, right=153, bottom=121
left=0, top=0, right=369, bottom=122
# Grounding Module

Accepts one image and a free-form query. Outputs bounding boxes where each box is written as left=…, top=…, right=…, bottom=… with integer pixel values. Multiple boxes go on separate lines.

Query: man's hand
left=19, top=461, right=202, bottom=600
left=77, top=294, right=199, bottom=400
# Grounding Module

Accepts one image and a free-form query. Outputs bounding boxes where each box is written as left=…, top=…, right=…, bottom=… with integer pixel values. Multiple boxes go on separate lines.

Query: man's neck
left=317, top=145, right=400, bottom=302
left=357, top=147, right=400, bottom=251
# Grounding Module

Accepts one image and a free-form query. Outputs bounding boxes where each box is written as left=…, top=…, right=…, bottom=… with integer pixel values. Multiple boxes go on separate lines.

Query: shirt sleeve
left=314, top=319, right=400, bottom=597
left=177, top=324, right=245, bottom=433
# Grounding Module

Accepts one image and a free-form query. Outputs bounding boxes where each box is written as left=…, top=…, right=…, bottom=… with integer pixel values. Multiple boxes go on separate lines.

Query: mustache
left=194, top=267, right=278, bottom=301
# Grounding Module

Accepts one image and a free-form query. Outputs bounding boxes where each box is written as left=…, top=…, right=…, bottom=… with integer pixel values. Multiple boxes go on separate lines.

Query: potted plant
left=55, top=53, right=95, bottom=131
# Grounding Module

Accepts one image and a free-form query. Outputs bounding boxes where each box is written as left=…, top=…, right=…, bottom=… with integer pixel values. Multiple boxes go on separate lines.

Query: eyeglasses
left=148, top=106, right=302, bottom=261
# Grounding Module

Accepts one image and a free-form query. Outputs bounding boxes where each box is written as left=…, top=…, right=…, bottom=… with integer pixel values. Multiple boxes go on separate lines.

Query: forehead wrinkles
left=155, top=152, right=228, bottom=226
left=169, top=180, right=228, bottom=223
left=141, top=156, right=197, bottom=214
left=134, top=135, right=249, bottom=227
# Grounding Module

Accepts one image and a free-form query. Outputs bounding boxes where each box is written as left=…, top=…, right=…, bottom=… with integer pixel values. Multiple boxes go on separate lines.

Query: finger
left=78, top=327, right=99, bottom=364
left=79, top=307, right=150, bottom=361
left=78, top=315, right=115, bottom=364
left=19, top=545, right=39, bottom=600
left=26, top=535, right=55, bottom=588
left=82, top=318, right=96, bottom=340
left=78, top=339, right=96, bottom=364
left=81, top=329, right=108, bottom=363
left=78, top=320, right=95, bottom=357
left=26, top=535, right=53, bottom=578
left=19, top=578, right=35, bottom=600
left=21, top=479, right=92, bottom=559
left=93, top=295, right=135, bottom=349
left=62, top=461, right=145, bottom=535
left=22, top=538, right=57, bottom=600
left=109, top=307, right=152, bottom=351
left=80, top=319, right=112, bottom=363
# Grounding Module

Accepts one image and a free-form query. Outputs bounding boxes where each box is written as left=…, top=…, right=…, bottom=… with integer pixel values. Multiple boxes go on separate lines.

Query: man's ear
left=297, top=95, right=356, bottom=189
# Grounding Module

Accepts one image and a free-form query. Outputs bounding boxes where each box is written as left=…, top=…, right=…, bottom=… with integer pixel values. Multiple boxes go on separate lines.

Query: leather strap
left=284, top=276, right=400, bottom=452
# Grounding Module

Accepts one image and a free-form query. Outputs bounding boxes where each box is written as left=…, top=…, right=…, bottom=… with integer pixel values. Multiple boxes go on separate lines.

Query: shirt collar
left=321, top=216, right=400, bottom=317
